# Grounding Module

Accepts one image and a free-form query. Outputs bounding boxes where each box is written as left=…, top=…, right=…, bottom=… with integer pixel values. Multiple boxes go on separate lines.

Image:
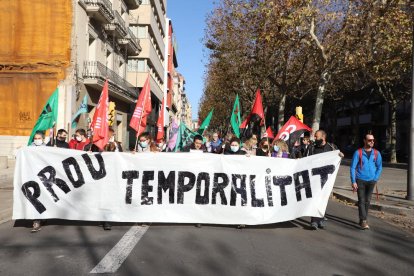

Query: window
left=138, top=26, right=147, bottom=39
left=128, top=59, right=146, bottom=72
left=129, top=26, right=147, bottom=39
left=88, top=35, right=96, bottom=60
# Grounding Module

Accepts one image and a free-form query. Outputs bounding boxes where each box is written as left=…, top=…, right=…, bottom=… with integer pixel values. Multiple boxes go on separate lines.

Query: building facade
left=127, top=0, right=166, bottom=141
left=0, top=0, right=142, bottom=157
left=0, top=0, right=191, bottom=157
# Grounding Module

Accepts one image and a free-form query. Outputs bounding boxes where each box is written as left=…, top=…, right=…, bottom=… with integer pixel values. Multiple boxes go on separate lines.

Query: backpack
left=357, top=148, right=378, bottom=169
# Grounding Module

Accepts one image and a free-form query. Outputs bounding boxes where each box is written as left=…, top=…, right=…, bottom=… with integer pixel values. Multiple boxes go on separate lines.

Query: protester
left=156, top=137, right=167, bottom=152
left=97, top=128, right=124, bottom=230
left=308, top=130, right=344, bottom=230
left=256, top=138, right=271, bottom=157
left=241, top=134, right=258, bottom=156
left=290, top=139, right=302, bottom=159
left=29, top=131, right=46, bottom=232
left=30, top=131, right=46, bottom=147
left=224, top=137, right=247, bottom=155
left=47, top=129, right=69, bottom=148
left=350, top=132, right=383, bottom=230
left=135, top=132, right=157, bottom=153
left=271, top=139, right=289, bottom=158
left=221, top=133, right=234, bottom=153
left=209, top=132, right=223, bottom=154
left=104, top=127, right=123, bottom=152
left=301, top=133, right=311, bottom=157
left=69, top=129, right=90, bottom=150
left=183, top=135, right=208, bottom=153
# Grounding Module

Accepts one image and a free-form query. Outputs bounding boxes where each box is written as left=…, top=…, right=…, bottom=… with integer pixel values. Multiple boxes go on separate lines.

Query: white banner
left=13, top=147, right=341, bottom=225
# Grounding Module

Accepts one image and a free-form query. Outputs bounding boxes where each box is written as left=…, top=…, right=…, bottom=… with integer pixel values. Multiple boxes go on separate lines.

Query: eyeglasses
left=367, top=139, right=375, bottom=142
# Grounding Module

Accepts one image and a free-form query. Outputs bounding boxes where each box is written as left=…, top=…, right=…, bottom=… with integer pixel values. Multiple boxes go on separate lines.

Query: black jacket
left=47, top=139, right=69, bottom=148
left=308, top=142, right=337, bottom=156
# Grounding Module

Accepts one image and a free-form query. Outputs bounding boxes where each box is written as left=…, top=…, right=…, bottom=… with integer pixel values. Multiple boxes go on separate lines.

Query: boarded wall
left=0, top=0, right=72, bottom=136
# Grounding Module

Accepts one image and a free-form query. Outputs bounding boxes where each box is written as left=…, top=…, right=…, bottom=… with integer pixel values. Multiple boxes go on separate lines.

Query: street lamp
left=408, top=1, right=414, bottom=201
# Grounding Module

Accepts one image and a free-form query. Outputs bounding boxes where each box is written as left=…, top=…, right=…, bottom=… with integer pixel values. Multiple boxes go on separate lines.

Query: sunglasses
left=367, top=139, right=375, bottom=142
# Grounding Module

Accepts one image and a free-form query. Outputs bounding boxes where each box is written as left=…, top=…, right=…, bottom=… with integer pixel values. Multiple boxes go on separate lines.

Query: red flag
left=240, top=118, right=248, bottom=129
left=90, top=80, right=109, bottom=150
left=264, top=127, right=274, bottom=139
left=275, top=116, right=311, bottom=141
left=130, top=74, right=152, bottom=137
left=250, top=88, right=264, bottom=120
left=156, top=98, right=165, bottom=141
left=242, top=89, right=265, bottom=127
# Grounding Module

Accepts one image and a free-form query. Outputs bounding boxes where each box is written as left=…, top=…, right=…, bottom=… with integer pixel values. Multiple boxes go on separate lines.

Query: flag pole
left=133, top=79, right=148, bottom=152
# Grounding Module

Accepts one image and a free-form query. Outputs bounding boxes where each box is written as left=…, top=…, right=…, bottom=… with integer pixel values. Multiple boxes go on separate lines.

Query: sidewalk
left=333, top=164, right=414, bottom=216
left=0, top=159, right=14, bottom=224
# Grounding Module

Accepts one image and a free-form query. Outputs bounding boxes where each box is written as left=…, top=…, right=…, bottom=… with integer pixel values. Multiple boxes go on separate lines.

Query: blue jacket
left=350, top=148, right=382, bottom=183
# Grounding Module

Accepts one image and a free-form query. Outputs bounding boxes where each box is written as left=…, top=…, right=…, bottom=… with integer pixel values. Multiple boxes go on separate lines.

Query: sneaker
left=360, top=220, right=369, bottom=230
left=237, top=224, right=246, bottom=229
left=31, top=220, right=41, bottom=233
left=103, top=222, right=112, bottom=231
left=318, top=221, right=326, bottom=229
left=195, top=224, right=202, bottom=228
left=310, top=222, right=318, bottom=230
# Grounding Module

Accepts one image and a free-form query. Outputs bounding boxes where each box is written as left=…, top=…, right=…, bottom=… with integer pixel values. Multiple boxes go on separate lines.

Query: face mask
left=230, top=146, right=239, bottom=152
left=315, top=139, right=323, bottom=147
left=158, top=143, right=164, bottom=148
left=76, top=136, right=82, bottom=142
left=34, top=139, right=43, bottom=146
left=273, top=145, right=280, bottom=152
left=140, top=141, right=148, bottom=148
left=109, top=136, right=115, bottom=143
left=262, top=146, right=269, bottom=152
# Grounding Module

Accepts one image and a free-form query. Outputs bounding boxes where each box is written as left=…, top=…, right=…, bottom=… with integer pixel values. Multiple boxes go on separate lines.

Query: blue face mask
left=230, top=146, right=239, bottom=152
left=273, top=145, right=280, bottom=152
left=140, top=141, right=148, bottom=148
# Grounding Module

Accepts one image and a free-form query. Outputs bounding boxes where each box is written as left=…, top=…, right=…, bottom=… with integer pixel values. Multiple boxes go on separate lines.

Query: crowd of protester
left=28, top=126, right=381, bottom=233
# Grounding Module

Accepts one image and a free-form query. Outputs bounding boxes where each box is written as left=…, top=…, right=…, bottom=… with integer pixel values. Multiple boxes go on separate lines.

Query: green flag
left=27, top=88, right=59, bottom=145
left=197, top=108, right=214, bottom=135
left=175, top=122, right=199, bottom=152
left=71, top=94, right=88, bottom=129
left=230, top=95, right=242, bottom=138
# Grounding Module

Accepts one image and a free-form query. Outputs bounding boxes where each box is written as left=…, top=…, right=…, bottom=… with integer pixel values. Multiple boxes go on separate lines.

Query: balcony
left=117, top=27, right=141, bottom=56
left=126, top=27, right=141, bottom=55
left=83, top=0, right=114, bottom=23
left=105, top=11, right=127, bottom=38
left=123, top=0, right=140, bottom=10
left=82, top=61, right=137, bottom=102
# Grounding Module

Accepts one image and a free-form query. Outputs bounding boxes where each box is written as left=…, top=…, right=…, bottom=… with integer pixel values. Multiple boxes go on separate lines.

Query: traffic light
left=295, top=106, right=303, bottom=123
left=108, top=102, right=116, bottom=126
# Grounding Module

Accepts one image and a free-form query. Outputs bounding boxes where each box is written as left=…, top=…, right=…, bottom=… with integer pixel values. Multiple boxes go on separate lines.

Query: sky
left=167, top=0, right=216, bottom=120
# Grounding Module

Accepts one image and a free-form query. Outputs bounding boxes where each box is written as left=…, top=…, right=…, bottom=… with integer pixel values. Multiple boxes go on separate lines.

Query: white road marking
left=90, top=225, right=149, bottom=274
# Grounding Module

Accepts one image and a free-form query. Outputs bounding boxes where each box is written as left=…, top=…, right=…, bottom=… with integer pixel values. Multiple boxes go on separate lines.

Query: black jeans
left=356, top=179, right=376, bottom=221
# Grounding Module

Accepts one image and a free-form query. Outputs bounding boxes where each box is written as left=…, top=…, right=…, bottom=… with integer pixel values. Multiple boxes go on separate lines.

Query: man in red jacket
left=69, top=128, right=90, bottom=150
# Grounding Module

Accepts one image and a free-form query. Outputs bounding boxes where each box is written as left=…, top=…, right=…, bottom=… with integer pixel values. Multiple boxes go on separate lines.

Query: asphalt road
left=0, top=200, right=413, bottom=276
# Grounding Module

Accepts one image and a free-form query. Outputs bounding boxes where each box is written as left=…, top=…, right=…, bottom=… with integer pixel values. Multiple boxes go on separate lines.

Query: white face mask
left=76, top=136, right=82, bottom=142
left=34, top=139, right=43, bottom=146
left=230, top=146, right=239, bottom=152
left=109, top=136, right=115, bottom=143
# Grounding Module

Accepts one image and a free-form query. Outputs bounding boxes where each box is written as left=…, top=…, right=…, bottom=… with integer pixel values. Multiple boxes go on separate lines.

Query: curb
left=332, top=191, right=413, bottom=216
left=0, top=218, right=11, bottom=225
left=341, top=159, right=407, bottom=170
